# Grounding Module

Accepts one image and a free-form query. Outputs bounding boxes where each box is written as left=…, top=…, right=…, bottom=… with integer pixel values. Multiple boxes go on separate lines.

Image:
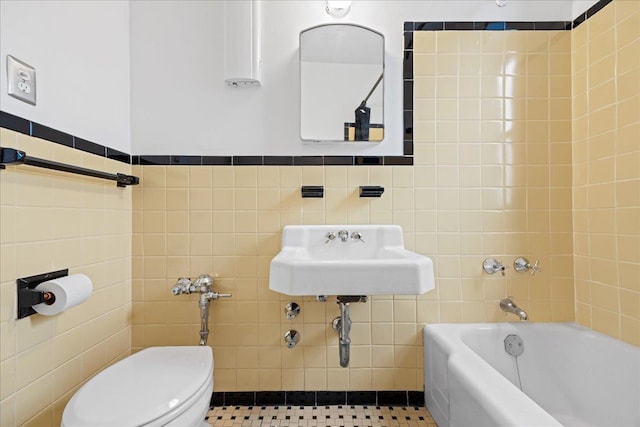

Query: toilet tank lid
left=62, top=346, right=213, bottom=427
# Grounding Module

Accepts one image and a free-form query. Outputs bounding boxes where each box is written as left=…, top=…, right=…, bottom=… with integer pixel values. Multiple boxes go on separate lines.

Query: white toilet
left=62, top=346, right=213, bottom=427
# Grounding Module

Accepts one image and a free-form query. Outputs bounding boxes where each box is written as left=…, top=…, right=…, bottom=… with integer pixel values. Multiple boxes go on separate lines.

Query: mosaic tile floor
left=206, top=405, right=437, bottom=427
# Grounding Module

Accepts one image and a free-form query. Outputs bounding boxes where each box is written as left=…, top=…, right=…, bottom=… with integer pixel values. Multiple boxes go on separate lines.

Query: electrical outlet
left=7, top=55, right=36, bottom=105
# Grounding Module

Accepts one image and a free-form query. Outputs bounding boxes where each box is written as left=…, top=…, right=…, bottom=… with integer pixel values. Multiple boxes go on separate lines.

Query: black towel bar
left=0, top=146, right=139, bottom=187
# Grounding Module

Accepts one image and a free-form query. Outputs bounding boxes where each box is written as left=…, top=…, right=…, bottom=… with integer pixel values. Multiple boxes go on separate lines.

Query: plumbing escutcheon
left=284, top=330, right=300, bottom=348
left=513, top=257, right=530, bottom=273
left=483, top=258, right=506, bottom=276
left=284, top=302, right=300, bottom=320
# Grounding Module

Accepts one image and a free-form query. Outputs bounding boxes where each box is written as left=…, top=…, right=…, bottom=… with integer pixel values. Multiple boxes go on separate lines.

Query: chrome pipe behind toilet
left=171, top=274, right=231, bottom=345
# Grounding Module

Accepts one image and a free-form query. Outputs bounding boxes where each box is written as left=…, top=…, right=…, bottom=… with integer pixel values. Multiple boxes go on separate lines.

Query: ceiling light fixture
left=326, top=1, right=352, bottom=18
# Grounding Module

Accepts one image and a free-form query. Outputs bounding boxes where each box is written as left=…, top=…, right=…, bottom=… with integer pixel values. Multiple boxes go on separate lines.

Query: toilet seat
left=62, top=346, right=213, bottom=427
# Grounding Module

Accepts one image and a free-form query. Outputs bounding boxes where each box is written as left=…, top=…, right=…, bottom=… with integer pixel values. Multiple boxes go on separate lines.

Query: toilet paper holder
left=16, top=268, right=67, bottom=319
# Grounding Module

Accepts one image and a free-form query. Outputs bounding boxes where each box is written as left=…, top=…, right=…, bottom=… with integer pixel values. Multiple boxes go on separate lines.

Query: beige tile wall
left=0, top=5, right=635, bottom=423
left=0, top=130, right=132, bottom=426
left=3, top=8, right=634, bottom=418
left=131, top=30, right=575, bottom=392
left=572, top=0, right=640, bottom=345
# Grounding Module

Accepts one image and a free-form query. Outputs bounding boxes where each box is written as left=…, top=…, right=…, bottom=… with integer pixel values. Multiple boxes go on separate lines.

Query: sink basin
left=269, top=225, right=435, bottom=296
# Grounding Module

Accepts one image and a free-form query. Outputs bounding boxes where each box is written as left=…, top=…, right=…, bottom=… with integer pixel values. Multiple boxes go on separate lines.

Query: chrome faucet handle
left=530, top=260, right=543, bottom=275
left=337, top=230, right=349, bottom=242
left=483, top=258, right=507, bottom=276
left=325, top=232, right=336, bottom=244
left=514, top=257, right=543, bottom=275
left=350, top=231, right=364, bottom=243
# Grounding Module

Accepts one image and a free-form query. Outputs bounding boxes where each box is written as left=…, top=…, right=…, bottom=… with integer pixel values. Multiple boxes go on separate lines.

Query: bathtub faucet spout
left=500, top=297, right=528, bottom=321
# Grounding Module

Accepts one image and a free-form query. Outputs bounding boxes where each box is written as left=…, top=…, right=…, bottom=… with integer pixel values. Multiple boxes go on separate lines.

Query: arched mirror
left=300, top=24, right=384, bottom=143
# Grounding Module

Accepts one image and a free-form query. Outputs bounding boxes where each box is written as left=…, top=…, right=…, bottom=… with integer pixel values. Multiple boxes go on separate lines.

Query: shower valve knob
left=483, top=258, right=507, bottom=276
left=514, top=257, right=543, bottom=275
left=530, top=260, right=542, bottom=275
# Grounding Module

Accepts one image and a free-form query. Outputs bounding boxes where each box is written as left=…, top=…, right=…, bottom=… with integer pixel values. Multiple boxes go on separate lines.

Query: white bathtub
left=424, top=322, right=640, bottom=427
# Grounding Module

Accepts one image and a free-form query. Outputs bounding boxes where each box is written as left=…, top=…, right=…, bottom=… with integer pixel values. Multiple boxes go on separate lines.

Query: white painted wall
left=0, top=1, right=130, bottom=153
left=0, top=1, right=597, bottom=156
left=130, top=0, right=582, bottom=156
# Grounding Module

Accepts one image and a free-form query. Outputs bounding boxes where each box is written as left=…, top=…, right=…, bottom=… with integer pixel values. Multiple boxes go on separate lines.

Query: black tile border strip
left=0, top=111, right=30, bottom=135
left=293, top=156, right=323, bottom=166
left=106, top=147, right=131, bottom=164
left=264, top=156, right=294, bottom=166
left=0, top=110, right=131, bottom=165
left=31, top=122, right=73, bottom=148
left=131, top=155, right=417, bottom=166
left=171, top=155, right=201, bottom=165
left=210, top=390, right=425, bottom=408
left=203, top=156, right=233, bottom=166
left=1, top=2, right=610, bottom=169
left=74, top=137, right=106, bottom=157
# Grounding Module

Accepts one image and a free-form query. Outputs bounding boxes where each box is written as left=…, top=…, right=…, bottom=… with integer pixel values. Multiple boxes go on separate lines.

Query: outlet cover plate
left=7, top=55, right=36, bottom=105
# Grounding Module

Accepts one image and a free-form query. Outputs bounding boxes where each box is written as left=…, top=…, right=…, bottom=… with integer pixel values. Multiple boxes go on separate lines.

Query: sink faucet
left=499, top=297, right=528, bottom=321
left=337, top=230, right=349, bottom=242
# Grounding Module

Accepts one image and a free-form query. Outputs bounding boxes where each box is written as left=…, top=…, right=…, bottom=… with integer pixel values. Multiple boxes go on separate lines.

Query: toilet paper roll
left=32, top=274, right=93, bottom=316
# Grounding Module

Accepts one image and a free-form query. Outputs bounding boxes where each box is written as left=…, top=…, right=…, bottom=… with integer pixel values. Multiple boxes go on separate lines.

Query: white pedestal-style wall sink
left=269, top=225, right=435, bottom=296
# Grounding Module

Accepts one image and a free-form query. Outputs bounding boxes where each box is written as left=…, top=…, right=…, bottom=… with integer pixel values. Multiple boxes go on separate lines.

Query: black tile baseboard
left=256, top=391, right=287, bottom=405
left=346, top=391, right=376, bottom=405
left=210, top=390, right=425, bottom=408
left=318, top=391, right=348, bottom=406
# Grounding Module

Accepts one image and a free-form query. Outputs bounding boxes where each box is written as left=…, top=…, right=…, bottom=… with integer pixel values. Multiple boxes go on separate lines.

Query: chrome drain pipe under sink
left=332, top=295, right=367, bottom=367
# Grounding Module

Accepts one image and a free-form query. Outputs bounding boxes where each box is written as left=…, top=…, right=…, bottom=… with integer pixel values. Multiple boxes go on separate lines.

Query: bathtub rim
left=422, top=322, right=619, bottom=427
